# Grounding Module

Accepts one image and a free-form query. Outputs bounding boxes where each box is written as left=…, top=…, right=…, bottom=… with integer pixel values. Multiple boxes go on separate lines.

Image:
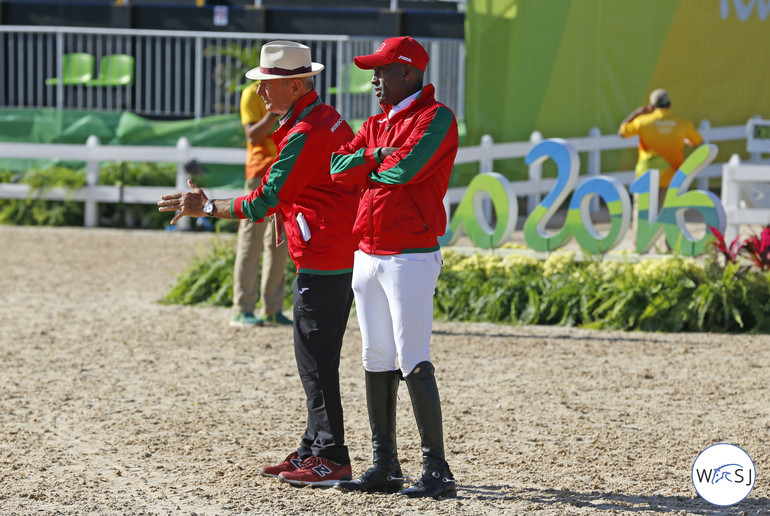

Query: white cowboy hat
left=245, top=40, right=324, bottom=80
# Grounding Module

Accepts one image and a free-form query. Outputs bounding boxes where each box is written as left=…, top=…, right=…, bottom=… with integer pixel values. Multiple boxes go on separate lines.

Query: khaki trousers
left=232, top=176, right=289, bottom=316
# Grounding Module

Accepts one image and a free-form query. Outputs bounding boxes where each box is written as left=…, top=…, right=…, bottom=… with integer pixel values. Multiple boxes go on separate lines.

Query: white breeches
left=351, top=249, right=442, bottom=377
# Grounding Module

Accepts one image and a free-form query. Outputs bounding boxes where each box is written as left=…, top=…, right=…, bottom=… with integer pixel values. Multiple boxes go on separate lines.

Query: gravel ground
left=0, top=225, right=768, bottom=515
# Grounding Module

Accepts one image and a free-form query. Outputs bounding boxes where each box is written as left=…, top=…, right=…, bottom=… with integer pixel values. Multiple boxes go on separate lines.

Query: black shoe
left=335, top=461, right=404, bottom=493
left=398, top=467, right=457, bottom=499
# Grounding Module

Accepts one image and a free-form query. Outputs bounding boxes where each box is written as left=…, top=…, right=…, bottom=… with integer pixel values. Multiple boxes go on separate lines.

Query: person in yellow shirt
left=619, top=88, right=703, bottom=191
left=230, top=81, right=291, bottom=327
left=619, top=89, right=703, bottom=249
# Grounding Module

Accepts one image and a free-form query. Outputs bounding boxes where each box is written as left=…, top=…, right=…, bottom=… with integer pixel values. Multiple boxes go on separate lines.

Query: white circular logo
left=692, top=443, right=755, bottom=506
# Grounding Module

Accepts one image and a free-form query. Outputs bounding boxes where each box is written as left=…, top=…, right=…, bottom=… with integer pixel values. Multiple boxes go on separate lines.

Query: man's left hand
left=157, top=179, right=209, bottom=225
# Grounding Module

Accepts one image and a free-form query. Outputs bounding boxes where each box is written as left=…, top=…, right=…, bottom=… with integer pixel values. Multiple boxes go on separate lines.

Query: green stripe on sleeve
left=331, top=147, right=370, bottom=175
left=241, top=132, right=306, bottom=221
left=370, top=107, right=454, bottom=185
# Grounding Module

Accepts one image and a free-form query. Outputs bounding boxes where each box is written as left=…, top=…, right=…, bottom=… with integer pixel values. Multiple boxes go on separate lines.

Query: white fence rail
left=0, top=119, right=758, bottom=232
left=447, top=120, right=753, bottom=210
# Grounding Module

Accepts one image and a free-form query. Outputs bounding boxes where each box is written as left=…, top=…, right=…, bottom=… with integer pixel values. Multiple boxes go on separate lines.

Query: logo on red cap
left=354, top=36, right=429, bottom=71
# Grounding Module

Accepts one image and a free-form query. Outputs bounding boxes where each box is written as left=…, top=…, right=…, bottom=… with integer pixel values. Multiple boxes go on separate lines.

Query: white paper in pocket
left=296, top=212, right=311, bottom=242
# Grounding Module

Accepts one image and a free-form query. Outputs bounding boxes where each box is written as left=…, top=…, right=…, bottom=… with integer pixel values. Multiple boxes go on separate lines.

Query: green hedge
left=437, top=250, right=770, bottom=333
left=159, top=240, right=770, bottom=333
left=159, top=236, right=295, bottom=312
left=0, top=166, right=87, bottom=226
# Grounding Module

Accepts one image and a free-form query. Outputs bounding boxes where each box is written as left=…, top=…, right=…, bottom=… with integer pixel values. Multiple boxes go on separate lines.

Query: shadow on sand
left=457, top=484, right=768, bottom=514
left=432, top=328, right=677, bottom=345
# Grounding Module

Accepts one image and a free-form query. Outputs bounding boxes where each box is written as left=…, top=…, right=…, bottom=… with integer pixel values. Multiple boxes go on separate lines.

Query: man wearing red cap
left=330, top=36, right=458, bottom=500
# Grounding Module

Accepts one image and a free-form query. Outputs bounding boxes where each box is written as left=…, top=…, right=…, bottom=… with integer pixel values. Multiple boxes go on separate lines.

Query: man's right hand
left=157, top=179, right=209, bottom=225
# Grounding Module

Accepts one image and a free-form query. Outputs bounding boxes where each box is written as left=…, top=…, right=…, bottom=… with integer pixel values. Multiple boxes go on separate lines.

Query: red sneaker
left=259, top=452, right=303, bottom=478
left=278, top=456, right=352, bottom=487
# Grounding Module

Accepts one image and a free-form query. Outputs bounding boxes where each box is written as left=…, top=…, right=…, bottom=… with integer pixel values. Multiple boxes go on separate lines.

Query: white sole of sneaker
left=278, top=476, right=352, bottom=488
left=229, top=321, right=263, bottom=328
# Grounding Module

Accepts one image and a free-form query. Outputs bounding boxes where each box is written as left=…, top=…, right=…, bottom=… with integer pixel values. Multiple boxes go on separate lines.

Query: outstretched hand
left=157, top=179, right=209, bottom=225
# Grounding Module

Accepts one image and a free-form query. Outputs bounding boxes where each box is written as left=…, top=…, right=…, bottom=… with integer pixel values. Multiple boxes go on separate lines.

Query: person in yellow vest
left=619, top=88, right=703, bottom=248
left=230, top=81, right=291, bottom=327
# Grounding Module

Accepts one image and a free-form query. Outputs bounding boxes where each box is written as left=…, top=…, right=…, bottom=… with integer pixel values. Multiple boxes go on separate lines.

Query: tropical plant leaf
left=204, top=42, right=262, bottom=95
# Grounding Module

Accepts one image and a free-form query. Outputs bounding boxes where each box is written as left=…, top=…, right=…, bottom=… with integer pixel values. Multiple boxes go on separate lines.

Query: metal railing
left=0, top=26, right=465, bottom=120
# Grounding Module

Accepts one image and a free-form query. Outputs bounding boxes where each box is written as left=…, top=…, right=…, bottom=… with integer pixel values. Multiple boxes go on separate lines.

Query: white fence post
left=588, top=127, right=601, bottom=213
left=722, top=153, right=742, bottom=243
left=749, top=114, right=762, bottom=162
left=478, top=134, right=495, bottom=222
left=84, top=135, right=101, bottom=228
left=698, top=119, right=712, bottom=191
left=479, top=134, right=494, bottom=173
left=176, top=137, right=192, bottom=231
left=528, top=130, right=543, bottom=214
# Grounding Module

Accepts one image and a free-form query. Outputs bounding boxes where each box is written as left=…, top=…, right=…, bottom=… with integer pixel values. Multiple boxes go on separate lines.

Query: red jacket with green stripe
left=230, top=90, right=360, bottom=274
left=330, top=84, right=458, bottom=255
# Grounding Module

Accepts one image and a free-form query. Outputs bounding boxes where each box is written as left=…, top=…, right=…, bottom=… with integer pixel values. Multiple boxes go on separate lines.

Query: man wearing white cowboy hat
left=158, top=40, right=360, bottom=487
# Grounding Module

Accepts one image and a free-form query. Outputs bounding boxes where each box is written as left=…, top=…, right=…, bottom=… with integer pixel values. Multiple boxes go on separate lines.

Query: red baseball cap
left=354, top=36, right=429, bottom=71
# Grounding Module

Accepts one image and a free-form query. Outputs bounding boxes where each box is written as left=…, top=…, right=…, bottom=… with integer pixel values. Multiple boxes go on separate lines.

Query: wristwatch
left=203, top=199, right=215, bottom=216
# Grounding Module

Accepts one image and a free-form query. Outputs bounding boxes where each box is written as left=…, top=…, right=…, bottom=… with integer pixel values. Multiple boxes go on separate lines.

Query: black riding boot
left=335, top=370, right=404, bottom=493
left=397, top=361, right=457, bottom=499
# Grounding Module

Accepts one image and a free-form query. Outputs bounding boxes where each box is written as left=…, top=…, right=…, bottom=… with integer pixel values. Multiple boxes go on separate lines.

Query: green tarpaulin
left=0, top=108, right=246, bottom=188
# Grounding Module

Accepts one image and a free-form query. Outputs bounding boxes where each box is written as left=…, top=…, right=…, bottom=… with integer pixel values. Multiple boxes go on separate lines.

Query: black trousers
left=293, top=272, right=354, bottom=465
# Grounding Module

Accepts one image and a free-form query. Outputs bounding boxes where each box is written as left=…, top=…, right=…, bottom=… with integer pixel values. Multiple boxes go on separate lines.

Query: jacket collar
left=278, top=90, right=321, bottom=132
left=379, top=84, right=435, bottom=122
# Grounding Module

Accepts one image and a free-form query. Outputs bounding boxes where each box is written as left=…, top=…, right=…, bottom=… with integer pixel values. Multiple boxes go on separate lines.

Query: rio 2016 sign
left=439, top=139, right=727, bottom=257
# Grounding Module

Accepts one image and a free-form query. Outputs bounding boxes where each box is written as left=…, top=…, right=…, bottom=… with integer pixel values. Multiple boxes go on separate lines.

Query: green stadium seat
left=86, top=54, right=135, bottom=87
left=45, top=53, right=95, bottom=86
